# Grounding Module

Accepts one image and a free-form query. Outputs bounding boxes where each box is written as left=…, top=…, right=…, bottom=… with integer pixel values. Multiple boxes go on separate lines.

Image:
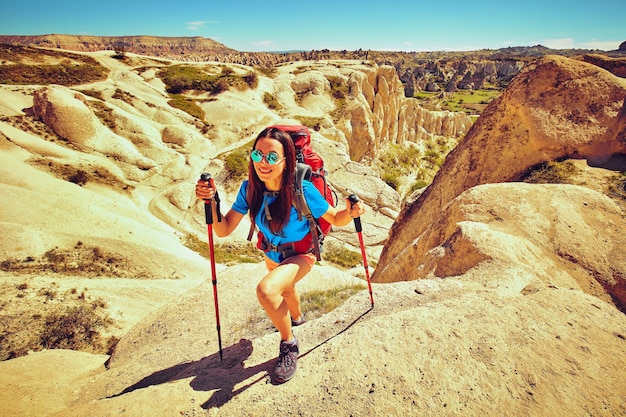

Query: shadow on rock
left=109, top=307, right=374, bottom=409
left=109, top=339, right=273, bottom=409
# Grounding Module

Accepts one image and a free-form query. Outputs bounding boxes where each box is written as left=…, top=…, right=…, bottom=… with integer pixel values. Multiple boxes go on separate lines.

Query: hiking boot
left=274, top=337, right=299, bottom=383
left=291, top=313, right=306, bottom=327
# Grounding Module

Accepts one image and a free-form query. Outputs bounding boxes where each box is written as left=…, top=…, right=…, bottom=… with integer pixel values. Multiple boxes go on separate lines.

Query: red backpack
left=247, top=124, right=338, bottom=260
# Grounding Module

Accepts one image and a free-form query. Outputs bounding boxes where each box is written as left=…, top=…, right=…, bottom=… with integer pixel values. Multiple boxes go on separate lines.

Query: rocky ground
left=0, top=48, right=625, bottom=416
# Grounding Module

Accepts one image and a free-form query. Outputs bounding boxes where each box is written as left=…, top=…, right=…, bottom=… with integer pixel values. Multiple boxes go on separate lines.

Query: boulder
left=374, top=56, right=626, bottom=303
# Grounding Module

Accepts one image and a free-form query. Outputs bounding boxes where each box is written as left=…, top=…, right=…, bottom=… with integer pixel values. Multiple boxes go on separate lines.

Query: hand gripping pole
left=348, top=194, right=374, bottom=307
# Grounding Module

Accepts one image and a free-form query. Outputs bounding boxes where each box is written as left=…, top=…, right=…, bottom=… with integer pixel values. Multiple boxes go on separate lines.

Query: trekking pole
left=348, top=194, right=374, bottom=307
left=200, top=173, right=223, bottom=360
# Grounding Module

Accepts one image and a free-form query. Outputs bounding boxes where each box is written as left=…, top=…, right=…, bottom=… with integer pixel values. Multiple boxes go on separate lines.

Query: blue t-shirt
left=231, top=180, right=330, bottom=263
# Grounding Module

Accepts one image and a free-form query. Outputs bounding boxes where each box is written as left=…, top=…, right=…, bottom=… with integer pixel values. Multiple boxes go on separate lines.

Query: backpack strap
left=246, top=164, right=324, bottom=262
left=246, top=189, right=278, bottom=241
left=294, top=163, right=323, bottom=261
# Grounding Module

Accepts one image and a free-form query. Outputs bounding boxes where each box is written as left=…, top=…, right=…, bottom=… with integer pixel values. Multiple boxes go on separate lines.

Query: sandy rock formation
left=32, top=85, right=156, bottom=170
left=3, top=48, right=626, bottom=417
left=0, top=34, right=233, bottom=56
left=408, top=183, right=625, bottom=307
left=328, top=64, right=472, bottom=161
left=32, top=86, right=98, bottom=144
left=374, top=56, right=626, bottom=304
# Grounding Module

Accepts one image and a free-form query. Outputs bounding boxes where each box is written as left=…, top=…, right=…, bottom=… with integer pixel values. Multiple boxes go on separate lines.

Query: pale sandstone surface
left=0, top=50, right=624, bottom=416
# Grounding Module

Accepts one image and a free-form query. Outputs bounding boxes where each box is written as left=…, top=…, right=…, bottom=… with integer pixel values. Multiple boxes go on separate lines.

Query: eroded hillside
left=1, top=47, right=625, bottom=417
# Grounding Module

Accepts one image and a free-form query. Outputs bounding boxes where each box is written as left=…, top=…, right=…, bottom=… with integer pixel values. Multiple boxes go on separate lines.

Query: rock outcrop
left=373, top=56, right=626, bottom=309
left=302, top=63, right=473, bottom=162
left=0, top=34, right=234, bottom=56
left=2, top=45, right=626, bottom=417
left=10, top=34, right=626, bottom=98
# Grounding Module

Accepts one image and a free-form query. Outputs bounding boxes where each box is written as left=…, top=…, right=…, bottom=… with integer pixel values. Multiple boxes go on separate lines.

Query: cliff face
left=241, top=59, right=473, bottom=165
left=372, top=55, right=626, bottom=311
left=0, top=34, right=234, bottom=56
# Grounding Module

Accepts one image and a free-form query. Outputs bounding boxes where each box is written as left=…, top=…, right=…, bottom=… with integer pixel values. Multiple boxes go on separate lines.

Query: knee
left=256, top=281, right=277, bottom=303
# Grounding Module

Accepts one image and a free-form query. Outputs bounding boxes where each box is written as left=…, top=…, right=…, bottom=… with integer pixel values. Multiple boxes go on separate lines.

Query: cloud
left=540, top=38, right=621, bottom=51
left=186, top=21, right=218, bottom=31
left=251, top=40, right=275, bottom=46
left=578, top=40, right=622, bottom=51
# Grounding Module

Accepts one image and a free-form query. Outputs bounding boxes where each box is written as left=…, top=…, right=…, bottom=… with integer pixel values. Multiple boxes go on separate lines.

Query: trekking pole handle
left=348, top=194, right=362, bottom=232
left=200, top=173, right=222, bottom=224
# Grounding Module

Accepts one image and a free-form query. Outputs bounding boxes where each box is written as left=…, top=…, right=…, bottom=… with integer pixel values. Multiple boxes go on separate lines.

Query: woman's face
left=252, top=136, right=286, bottom=187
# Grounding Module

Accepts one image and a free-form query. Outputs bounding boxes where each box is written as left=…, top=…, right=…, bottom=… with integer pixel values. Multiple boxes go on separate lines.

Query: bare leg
left=257, top=254, right=313, bottom=341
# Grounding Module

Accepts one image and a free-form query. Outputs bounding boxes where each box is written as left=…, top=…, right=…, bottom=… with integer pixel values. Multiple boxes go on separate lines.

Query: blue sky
left=1, top=0, right=624, bottom=52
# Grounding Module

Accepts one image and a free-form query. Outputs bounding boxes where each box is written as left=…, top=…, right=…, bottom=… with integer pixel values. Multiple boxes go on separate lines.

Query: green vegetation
left=376, top=137, right=457, bottom=196
left=377, top=144, right=422, bottom=191
left=0, top=241, right=144, bottom=277
left=0, top=283, right=117, bottom=360
left=300, top=284, right=366, bottom=317
left=182, top=233, right=262, bottom=265
left=608, top=172, right=626, bottom=201
left=263, top=92, right=282, bottom=110
left=111, top=88, right=136, bottom=104
left=219, top=140, right=255, bottom=187
left=90, top=101, right=116, bottom=130
left=294, top=116, right=326, bottom=131
left=159, top=64, right=258, bottom=95
left=0, top=114, right=57, bottom=141
left=39, top=303, right=115, bottom=352
left=414, top=88, right=500, bottom=116
left=0, top=45, right=108, bottom=85
left=327, top=75, right=349, bottom=99
left=27, top=156, right=130, bottom=191
left=522, top=160, right=580, bottom=184
left=158, top=64, right=260, bottom=119
left=323, top=242, right=363, bottom=269
left=237, top=283, right=366, bottom=338
left=326, top=75, right=349, bottom=122
left=254, top=66, right=278, bottom=78
left=168, top=94, right=206, bottom=120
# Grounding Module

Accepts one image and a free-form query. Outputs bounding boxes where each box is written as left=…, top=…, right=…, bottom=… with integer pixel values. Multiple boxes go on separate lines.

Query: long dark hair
left=247, top=127, right=296, bottom=235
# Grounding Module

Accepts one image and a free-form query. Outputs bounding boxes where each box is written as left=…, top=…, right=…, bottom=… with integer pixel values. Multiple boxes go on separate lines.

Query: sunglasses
left=250, top=149, right=285, bottom=165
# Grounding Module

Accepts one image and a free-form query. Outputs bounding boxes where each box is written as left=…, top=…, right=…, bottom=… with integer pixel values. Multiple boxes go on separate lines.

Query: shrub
left=168, top=94, right=206, bottom=120
left=222, top=143, right=252, bottom=184
left=255, top=66, right=277, bottom=78
left=68, top=169, right=89, bottom=186
left=409, top=179, right=431, bottom=193
left=0, top=243, right=139, bottom=277
left=0, top=287, right=118, bottom=360
left=323, top=243, right=363, bottom=268
left=300, top=284, right=366, bottom=317
left=243, top=72, right=259, bottom=89
left=294, top=116, right=325, bottom=131
left=608, top=172, right=626, bottom=200
left=382, top=170, right=401, bottom=190
left=90, top=101, right=116, bottom=130
left=111, top=88, right=135, bottom=104
left=522, top=160, right=579, bottom=184
left=181, top=233, right=262, bottom=265
left=263, top=92, right=282, bottom=110
left=0, top=60, right=108, bottom=86
left=327, top=76, right=349, bottom=99
left=39, top=303, right=114, bottom=352
left=159, top=64, right=259, bottom=96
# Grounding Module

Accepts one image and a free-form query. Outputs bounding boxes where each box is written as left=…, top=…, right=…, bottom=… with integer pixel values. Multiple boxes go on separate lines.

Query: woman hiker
left=195, top=126, right=365, bottom=383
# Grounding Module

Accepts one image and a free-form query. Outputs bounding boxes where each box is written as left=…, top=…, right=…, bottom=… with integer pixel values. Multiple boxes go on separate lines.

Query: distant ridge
left=2, top=34, right=624, bottom=85
left=0, top=34, right=235, bottom=59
